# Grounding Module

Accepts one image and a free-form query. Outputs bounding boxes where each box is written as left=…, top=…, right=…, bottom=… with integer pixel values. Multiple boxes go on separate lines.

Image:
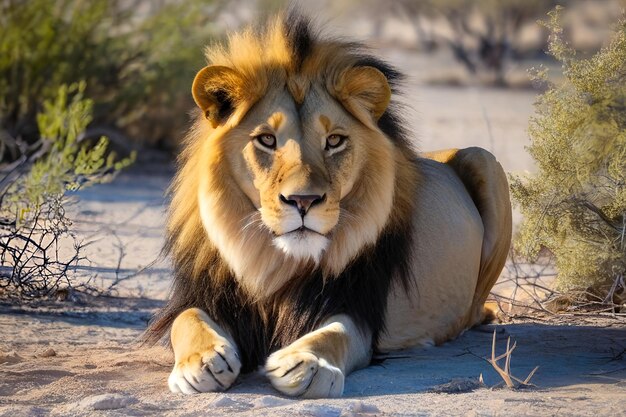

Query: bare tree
left=396, top=0, right=555, bottom=85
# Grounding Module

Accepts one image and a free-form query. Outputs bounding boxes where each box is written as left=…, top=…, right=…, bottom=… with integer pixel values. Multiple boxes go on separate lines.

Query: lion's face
left=190, top=57, right=396, bottom=279
left=222, top=85, right=372, bottom=262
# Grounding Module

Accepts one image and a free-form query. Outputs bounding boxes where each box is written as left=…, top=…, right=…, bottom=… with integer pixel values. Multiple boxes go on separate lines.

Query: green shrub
left=0, top=0, right=221, bottom=155
left=0, top=83, right=134, bottom=298
left=510, top=7, right=626, bottom=292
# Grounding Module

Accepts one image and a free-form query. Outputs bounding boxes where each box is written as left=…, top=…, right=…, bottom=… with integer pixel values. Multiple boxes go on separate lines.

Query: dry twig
left=490, top=249, right=625, bottom=320
left=487, top=330, right=539, bottom=389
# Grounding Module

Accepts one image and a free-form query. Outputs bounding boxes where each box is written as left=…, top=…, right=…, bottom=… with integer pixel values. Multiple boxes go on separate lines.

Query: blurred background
left=2, top=0, right=625, bottom=159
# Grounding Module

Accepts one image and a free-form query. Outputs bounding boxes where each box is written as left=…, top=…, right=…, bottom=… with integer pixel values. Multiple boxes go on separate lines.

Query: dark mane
left=284, top=10, right=412, bottom=151
left=283, top=8, right=315, bottom=69
left=145, top=217, right=412, bottom=373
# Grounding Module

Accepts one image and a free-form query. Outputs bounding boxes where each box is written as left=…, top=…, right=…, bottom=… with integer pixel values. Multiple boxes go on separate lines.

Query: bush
left=0, top=0, right=222, bottom=156
left=0, top=83, right=134, bottom=298
left=510, top=7, right=626, bottom=293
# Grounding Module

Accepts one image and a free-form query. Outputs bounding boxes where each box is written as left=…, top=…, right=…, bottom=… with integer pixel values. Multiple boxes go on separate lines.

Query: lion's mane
left=144, top=11, right=419, bottom=372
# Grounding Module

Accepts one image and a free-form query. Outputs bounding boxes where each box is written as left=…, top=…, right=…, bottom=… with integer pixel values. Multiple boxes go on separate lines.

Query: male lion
left=145, top=12, right=512, bottom=398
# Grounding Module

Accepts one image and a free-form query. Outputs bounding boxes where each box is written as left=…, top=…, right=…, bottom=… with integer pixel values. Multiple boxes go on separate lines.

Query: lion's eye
left=325, top=134, right=347, bottom=150
left=255, top=134, right=277, bottom=149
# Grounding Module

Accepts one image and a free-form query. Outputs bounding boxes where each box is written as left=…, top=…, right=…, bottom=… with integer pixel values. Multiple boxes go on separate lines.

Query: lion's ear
left=192, top=66, right=246, bottom=128
left=333, top=66, right=391, bottom=127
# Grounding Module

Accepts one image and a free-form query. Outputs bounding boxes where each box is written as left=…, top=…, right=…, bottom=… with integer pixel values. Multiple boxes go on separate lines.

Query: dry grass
left=489, top=249, right=626, bottom=321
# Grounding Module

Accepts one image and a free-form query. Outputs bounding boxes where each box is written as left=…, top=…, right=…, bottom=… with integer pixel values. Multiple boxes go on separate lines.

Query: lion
left=144, top=12, right=512, bottom=398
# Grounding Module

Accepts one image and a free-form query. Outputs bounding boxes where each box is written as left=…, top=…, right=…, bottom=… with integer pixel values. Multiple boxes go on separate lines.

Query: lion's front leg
left=265, top=314, right=371, bottom=398
left=168, top=308, right=241, bottom=394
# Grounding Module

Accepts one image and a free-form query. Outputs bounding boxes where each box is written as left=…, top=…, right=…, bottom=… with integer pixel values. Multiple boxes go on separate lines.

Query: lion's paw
left=265, top=349, right=344, bottom=398
left=168, top=342, right=241, bottom=394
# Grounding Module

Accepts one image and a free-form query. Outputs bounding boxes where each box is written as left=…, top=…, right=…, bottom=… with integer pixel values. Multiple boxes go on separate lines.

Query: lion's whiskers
left=239, top=212, right=269, bottom=238
left=338, top=209, right=359, bottom=225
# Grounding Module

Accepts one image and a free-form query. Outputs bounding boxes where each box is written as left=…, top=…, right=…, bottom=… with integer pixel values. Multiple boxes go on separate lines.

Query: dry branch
left=487, top=330, right=539, bottom=389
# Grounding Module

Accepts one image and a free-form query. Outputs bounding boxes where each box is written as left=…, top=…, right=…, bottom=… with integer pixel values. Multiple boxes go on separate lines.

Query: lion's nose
left=279, top=194, right=326, bottom=217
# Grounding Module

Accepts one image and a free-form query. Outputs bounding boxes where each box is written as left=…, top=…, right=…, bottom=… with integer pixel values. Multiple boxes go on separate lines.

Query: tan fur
left=265, top=315, right=370, bottom=398
left=418, top=148, right=511, bottom=326
left=168, top=308, right=241, bottom=394
left=380, top=149, right=511, bottom=349
left=164, top=14, right=512, bottom=398
left=183, top=45, right=400, bottom=297
left=443, top=148, right=513, bottom=326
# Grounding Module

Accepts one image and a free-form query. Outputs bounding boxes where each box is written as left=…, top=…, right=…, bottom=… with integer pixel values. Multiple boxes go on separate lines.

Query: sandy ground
left=2, top=304, right=625, bottom=417
left=2, top=49, right=626, bottom=416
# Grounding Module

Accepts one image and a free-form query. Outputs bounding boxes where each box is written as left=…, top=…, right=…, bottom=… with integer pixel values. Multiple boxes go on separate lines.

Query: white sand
left=2, top=49, right=625, bottom=416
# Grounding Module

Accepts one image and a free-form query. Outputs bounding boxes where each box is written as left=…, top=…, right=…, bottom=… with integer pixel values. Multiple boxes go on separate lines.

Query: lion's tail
left=423, top=147, right=512, bottom=326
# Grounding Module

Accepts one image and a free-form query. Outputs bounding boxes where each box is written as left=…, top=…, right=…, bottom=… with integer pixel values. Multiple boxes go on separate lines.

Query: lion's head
left=167, top=14, right=417, bottom=299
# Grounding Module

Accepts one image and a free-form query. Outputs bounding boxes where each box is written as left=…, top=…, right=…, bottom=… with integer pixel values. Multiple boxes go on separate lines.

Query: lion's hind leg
left=423, top=147, right=512, bottom=326
left=168, top=308, right=241, bottom=394
left=447, top=147, right=512, bottom=325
